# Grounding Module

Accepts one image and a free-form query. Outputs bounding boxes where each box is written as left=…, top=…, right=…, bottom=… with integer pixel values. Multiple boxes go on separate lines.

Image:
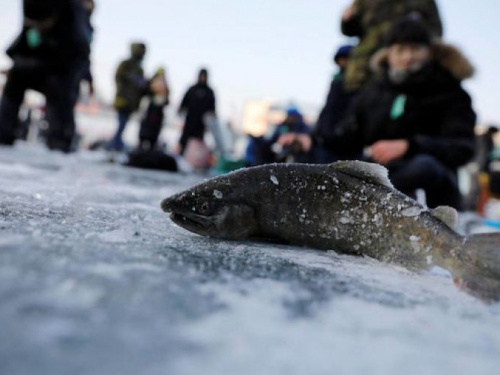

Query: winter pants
left=108, top=110, right=131, bottom=151
left=139, top=103, right=164, bottom=150
left=387, top=154, right=462, bottom=210
left=0, top=64, right=80, bottom=152
left=179, top=117, right=205, bottom=155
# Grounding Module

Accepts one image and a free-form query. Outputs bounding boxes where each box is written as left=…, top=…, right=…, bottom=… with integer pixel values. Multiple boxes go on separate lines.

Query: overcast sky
left=0, top=0, right=499, bottom=126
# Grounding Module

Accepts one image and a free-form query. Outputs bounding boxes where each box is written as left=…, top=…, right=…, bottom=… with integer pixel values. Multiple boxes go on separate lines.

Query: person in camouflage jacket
left=341, top=0, right=442, bottom=92
left=108, top=42, right=148, bottom=150
left=113, top=42, right=147, bottom=114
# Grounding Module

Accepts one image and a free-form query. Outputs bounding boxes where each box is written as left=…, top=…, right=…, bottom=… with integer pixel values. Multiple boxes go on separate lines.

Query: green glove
left=26, top=28, right=42, bottom=48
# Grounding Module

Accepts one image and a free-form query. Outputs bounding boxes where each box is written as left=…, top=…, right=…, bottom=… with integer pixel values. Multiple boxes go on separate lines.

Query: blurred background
left=1, top=0, right=498, bottom=140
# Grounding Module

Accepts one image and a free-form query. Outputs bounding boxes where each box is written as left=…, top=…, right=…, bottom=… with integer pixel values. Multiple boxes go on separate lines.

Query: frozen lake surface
left=1, top=143, right=500, bottom=375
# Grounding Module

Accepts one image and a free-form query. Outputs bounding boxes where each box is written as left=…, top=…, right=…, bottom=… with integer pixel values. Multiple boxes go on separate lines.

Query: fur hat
left=371, top=43, right=475, bottom=81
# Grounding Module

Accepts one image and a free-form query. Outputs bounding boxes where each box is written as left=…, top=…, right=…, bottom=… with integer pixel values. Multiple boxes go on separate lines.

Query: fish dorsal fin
left=329, top=160, right=393, bottom=188
left=431, top=206, right=459, bottom=229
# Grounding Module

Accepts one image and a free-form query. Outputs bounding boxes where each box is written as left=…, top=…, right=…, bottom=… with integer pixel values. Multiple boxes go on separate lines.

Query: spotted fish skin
left=161, top=161, right=500, bottom=302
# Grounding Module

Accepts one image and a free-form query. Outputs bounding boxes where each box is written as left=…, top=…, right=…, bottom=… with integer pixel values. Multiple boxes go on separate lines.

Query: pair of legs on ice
left=109, top=103, right=165, bottom=152
left=0, top=64, right=83, bottom=152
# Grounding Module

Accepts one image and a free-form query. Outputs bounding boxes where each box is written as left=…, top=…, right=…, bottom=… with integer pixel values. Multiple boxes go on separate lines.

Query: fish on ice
left=161, top=161, right=500, bottom=302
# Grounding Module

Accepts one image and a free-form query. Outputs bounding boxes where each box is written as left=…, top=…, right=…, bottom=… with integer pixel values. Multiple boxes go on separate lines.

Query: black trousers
left=139, top=102, right=165, bottom=149
left=179, top=117, right=205, bottom=155
left=387, top=154, right=462, bottom=210
left=0, top=63, right=81, bottom=152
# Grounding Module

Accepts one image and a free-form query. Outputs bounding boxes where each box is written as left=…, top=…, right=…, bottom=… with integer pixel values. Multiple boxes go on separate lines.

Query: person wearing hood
left=177, top=68, right=216, bottom=155
left=341, top=0, right=443, bottom=92
left=0, top=0, right=90, bottom=152
left=246, top=106, right=312, bottom=166
left=278, top=18, right=476, bottom=209
left=108, top=42, right=148, bottom=151
left=268, top=107, right=312, bottom=163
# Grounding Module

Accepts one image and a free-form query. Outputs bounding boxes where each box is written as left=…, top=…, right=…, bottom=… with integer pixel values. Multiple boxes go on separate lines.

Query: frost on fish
left=340, top=217, right=352, bottom=225
left=410, top=235, right=421, bottom=253
left=329, top=160, right=393, bottom=188
left=401, top=206, right=423, bottom=217
left=270, top=175, right=279, bottom=185
left=341, top=192, right=353, bottom=204
left=371, top=213, right=383, bottom=227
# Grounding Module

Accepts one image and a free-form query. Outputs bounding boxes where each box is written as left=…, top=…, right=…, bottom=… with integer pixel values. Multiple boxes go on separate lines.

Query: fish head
left=161, top=177, right=258, bottom=239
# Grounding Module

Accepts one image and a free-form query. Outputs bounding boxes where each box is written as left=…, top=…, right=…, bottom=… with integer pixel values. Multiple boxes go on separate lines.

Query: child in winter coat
left=138, top=67, right=170, bottom=150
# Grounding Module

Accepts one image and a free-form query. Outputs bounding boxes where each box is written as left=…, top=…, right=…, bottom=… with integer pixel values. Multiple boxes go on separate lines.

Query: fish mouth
left=162, top=196, right=218, bottom=235
left=169, top=212, right=214, bottom=234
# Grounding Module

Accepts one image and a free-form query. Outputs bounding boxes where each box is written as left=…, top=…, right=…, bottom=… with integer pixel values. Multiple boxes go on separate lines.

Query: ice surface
left=1, top=143, right=500, bottom=375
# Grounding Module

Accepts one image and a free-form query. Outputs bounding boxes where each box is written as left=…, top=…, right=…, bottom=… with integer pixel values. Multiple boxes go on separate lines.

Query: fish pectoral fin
left=329, top=160, right=393, bottom=188
left=431, top=206, right=458, bottom=230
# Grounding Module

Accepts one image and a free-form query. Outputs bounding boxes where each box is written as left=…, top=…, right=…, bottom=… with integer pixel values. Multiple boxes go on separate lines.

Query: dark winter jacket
left=139, top=84, right=169, bottom=147
left=179, top=83, right=216, bottom=140
left=314, top=70, right=354, bottom=143
left=323, top=43, right=476, bottom=170
left=341, top=0, right=442, bottom=91
left=7, top=0, right=90, bottom=71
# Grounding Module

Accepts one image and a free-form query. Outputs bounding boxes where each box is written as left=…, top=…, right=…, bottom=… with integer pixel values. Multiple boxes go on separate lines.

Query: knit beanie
left=384, top=18, right=432, bottom=47
left=334, top=45, right=354, bottom=63
left=24, top=0, right=62, bottom=20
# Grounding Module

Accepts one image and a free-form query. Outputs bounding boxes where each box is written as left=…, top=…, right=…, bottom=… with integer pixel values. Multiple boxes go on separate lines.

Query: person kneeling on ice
left=278, top=18, right=476, bottom=210
left=245, top=106, right=312, bottom=167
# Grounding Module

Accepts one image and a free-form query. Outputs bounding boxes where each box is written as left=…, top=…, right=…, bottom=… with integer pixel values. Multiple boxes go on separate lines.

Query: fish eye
left=199, top=201, right=210, bottom=214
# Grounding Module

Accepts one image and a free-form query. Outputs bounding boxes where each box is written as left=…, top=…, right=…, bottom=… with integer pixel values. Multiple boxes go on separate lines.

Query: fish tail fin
left=453, top=233, right=500, bottom=302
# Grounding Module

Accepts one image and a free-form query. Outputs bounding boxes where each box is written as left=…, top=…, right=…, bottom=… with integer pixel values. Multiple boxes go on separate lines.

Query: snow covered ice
left=1, top=143, right=500, bottom=375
